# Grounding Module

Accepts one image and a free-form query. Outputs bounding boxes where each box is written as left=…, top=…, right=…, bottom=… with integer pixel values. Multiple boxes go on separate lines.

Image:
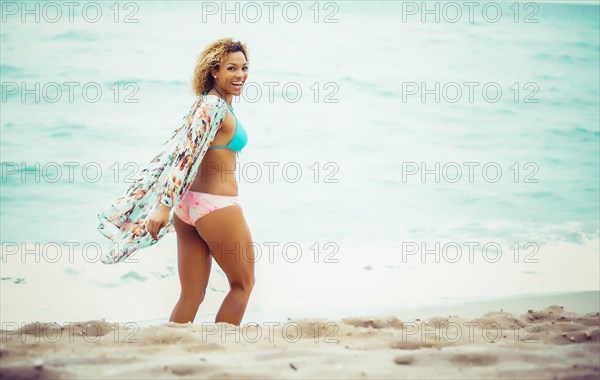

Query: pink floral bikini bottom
left=174, top=190, right=241, bottom=226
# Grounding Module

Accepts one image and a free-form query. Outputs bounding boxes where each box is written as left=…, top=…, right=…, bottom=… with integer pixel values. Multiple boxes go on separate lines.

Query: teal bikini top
left=204, top=86, right=248, bottom=153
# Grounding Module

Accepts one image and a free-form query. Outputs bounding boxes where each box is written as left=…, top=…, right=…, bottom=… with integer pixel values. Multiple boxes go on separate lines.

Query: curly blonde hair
left=191, top=38, right=249, bottom=96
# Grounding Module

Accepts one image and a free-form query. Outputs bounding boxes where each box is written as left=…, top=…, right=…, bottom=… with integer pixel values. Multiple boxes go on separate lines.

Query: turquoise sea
left=1, top=1, right=599, bottom=324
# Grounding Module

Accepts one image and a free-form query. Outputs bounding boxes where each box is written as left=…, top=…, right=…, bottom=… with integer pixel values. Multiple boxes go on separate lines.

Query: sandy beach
left=1, top=292, right=598, bottom=380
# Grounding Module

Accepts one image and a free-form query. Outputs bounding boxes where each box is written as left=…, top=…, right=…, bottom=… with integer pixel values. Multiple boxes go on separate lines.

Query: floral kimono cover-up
left=97, top=95, right=227, bottom=264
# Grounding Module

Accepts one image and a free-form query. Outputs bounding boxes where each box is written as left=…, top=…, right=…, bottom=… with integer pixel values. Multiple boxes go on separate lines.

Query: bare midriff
left=188, top=149, right=238, bottom=196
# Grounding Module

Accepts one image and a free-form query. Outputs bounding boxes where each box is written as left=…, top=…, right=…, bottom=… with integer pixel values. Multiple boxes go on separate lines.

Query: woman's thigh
left=194, top=205, right=255, bottom=288
left=173, top=212, right=212, bottom=298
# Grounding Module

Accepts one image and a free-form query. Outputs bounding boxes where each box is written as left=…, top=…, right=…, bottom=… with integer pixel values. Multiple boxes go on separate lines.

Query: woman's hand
left=146, top=204, right=171, bottom=240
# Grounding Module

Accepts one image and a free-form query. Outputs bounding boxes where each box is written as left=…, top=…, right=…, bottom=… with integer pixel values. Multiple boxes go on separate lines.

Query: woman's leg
left=194, top=205, right=255, bottom=326
left=169, top=212, right=213, bottom=324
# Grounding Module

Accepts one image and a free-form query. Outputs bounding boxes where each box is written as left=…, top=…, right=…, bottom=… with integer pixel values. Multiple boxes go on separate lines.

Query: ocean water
left=1, top=1, right=599, bottom=324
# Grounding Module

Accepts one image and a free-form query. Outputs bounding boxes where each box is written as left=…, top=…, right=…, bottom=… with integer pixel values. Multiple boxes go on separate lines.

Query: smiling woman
left=98, top=38, right=255, bottom=326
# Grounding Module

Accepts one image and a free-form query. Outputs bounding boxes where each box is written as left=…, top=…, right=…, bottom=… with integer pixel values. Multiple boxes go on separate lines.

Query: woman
left=98, top=38, right=255, bottom=326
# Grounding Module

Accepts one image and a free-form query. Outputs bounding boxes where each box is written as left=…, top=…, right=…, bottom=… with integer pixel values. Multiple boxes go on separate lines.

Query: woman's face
left=212, top=51, right=249, bottom=96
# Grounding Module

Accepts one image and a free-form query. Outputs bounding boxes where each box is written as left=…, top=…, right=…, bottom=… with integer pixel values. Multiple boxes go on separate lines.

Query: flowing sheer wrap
left=97, top=95, right=227, bottom=264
